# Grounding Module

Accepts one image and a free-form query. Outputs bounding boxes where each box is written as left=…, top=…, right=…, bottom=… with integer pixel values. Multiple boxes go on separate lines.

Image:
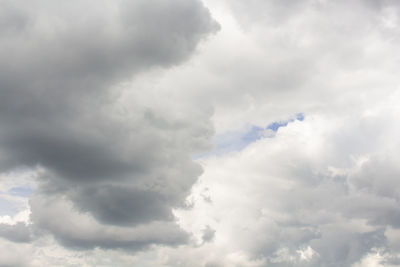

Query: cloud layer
left=1, top=0, right=400, bottom=266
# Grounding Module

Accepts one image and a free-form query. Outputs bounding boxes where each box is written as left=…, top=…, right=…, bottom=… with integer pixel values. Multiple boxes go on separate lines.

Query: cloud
left=29, top=193, right=188, bottom=250
left=0, top=0, right=218, bottom=251
left=201, top=225, right=216, bottom=243
left=1, top=0, right=400, bottom=265
left=0, top=237, right=32, bottom=267
left=173, top=101, right=400, bottom=266
left=0, top=222, right=31, bottom=243
left=157, top=0, right=399, bottom=134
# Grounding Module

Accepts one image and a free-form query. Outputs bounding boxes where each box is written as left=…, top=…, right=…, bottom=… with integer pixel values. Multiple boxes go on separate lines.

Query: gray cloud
left=1, top=0, right=400, bottom=266
left=201, top=225, right=215, bottom=243
left=0, top=222, right=31, bottom=243
left=29, top=184, right=190, bottom=250
left=0, top=0, right=218, bottom=178
left=0, top=0, right=218, bottom=250
left=73, top=186, right=175, bottom=226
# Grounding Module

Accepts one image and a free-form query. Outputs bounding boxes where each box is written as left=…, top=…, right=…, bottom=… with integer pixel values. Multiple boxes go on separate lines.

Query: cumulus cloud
left=29, top=193, right=189, bottom=250
left=0, top=0, right=218, bottom=251
left=174, top=105, right=400, bottom=266
left=1, top=0, right=400, bottom=266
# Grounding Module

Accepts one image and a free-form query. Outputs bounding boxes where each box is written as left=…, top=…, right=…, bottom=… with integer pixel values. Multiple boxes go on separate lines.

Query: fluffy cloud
left=0, top=0, right=218, bottom=251
left=174, top=103, right=400, bottom=266
left=1, top=0, right=400, bottom=266
left=29, top=193, right=188, bottom=250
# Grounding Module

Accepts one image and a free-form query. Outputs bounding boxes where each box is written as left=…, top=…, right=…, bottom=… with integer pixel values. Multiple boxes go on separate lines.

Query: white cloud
left=1, top=0, right=400, bottom=266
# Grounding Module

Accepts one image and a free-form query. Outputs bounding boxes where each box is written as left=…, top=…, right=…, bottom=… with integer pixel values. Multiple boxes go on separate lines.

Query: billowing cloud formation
left=174, top=104, right=400, bottom=266
left=0, top=0, right=218, bottom=251
left=1, top=0, right=400, bottom=266
left=150, top=0, right=400, bottom=265
left=30, top=194, right=188, bottom=250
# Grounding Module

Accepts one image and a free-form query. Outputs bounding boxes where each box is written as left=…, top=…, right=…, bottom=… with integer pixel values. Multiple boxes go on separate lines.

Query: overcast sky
left=1, top=0, right=400, bottom=266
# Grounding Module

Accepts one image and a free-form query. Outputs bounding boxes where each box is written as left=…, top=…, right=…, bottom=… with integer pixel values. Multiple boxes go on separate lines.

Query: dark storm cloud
left=0, top=0, right=218, bottom=249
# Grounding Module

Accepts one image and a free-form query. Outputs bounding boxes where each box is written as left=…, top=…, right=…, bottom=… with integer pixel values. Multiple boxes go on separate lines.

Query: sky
left=0, top=0, right=400, bottom=266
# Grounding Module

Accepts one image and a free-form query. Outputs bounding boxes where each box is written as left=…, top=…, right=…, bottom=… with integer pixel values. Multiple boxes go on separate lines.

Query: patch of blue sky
left=0, top=186, right=33, bottom=217
left=266, top=113, right=304, bottom=131
left=193, top=113, right=305, bottom=159
left=267, top=121, right=288, bottom=131
left=9, top=186, right=34, bottom=197
left=0, top=197, right=22, bottom=216
left=296, top=113, right=305, bottom=121
left=213, top=128, right=255, bottom=153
